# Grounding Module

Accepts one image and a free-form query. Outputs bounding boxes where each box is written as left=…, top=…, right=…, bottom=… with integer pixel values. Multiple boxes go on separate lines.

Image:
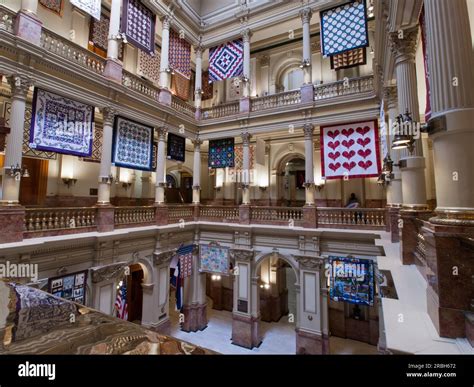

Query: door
left=19, top=157, right=48, bottom=206
left=127, top=264, right=144, bottom=323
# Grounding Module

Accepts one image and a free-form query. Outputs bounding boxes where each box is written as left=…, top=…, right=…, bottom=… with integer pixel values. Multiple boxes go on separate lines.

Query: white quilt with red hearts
left=320, top=120, right=381, bottom=179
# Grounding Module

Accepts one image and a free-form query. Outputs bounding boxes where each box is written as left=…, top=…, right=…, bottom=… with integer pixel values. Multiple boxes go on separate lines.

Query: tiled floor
left=169, top=302, right=378, bottom=355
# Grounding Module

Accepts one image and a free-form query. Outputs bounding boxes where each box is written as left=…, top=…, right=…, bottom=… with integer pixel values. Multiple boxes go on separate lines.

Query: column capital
left=7, top=75, right=32, bottom=100
left=193, top=45, right=203, bottom=57
left=303, top=123, right=314, bottom=139
left=101, top=106, right=117, bottom=126
left=299, top=7, right=312, bottom=24
left=240, top=28, right=252, bottom=43
left=383, top=86, right=398, bottom=110
left=160, top=15, right=172, bottom=30
left=389, top=27, right=419, bottom=63
left=259, top=54, right=270, bottom=67
left=240, top=132, right=252, bottom=146
left=156, top=127, right=167, bottom=141
left=191, top=136, right=203, bottom=147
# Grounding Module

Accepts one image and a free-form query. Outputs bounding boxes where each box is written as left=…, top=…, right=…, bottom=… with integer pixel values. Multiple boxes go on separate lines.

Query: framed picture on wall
left=48, top=270, right=88, bottom=305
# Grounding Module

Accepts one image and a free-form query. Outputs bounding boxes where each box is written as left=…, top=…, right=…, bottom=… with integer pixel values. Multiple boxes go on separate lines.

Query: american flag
left=115, top=280, right=128, bottom=320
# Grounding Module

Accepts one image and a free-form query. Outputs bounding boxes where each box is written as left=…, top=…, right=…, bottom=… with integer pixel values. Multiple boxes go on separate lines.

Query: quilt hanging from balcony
left=199, top=243, right=230, bottom=275
left=121, top=0, right=155, bottom=54
left=208, top=138, right=234, bottom=168
left=320, top=119, right=381, bottom=179
left=320, top=0, right=369, bottom=56
left=70, top=0, right=101, bottom=20
left=330, top=47, right=366, bottom=70
left=171, top=72, right=191, bottom=101
left=39, top=0, right=64, bottom=16
left=112, top=116, right=154, bottom=171
left=201, top=71, right=213, bottom=100
left=169, top=29, right=191, bottom=79
left=233, top=144, right=255, bottom=171
left=137, top=48, right=161, bottom=84
left=177, top=245, right=194, bottom=279
left=167, top=133, right=185, bottom=162
left=209, top=39, right=243, bottom=82
left=29, top=88, right=94, bottom=157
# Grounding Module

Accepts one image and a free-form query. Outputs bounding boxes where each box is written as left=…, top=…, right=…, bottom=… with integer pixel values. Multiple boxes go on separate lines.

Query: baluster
left=53, top=213, right=60, bottom=229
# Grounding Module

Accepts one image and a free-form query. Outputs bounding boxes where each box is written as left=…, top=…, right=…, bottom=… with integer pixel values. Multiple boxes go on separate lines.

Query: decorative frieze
left=294, top=255, right=324, bottom=270
left=90, top=261, right=129, bottom=283
left=153, top=249, right=177, bottom=266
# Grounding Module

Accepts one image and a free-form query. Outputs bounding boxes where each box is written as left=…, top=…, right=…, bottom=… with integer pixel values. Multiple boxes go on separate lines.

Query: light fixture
left=165, top=67, right=175, bottom=75
left=391, top=110, right=416, bottom=154
left=211, top=274, right=221, bottom=281
left=62, top=177, right=77, bottom=188
left=299, top=59, right=311, bottom=68
left=7, top=163, right=29, bottom=180
left=259, top=186, right=267, bottom=192
left=315, top=178, right=326, bottom=192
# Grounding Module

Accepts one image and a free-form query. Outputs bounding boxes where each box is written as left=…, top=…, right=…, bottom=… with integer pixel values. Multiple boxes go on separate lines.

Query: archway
left=276, top=154, right=306, bottom=206
left=166, top=166, right=193, bottom=203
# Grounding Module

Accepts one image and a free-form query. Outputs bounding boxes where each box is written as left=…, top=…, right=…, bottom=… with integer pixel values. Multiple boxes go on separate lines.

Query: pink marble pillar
left=399, top=210, right=431, bottom=265
left=154, top=205, right=168, bottom=226
left=300, top=84, right=315, bottom=104
left=239, top=205, right=250, bottom=224
left=231, top=313, right=261, bottom=349
left=96, top=206, right=115, bottom=232
left=295, top=328, right=328, bottom=354
left=303, top=206, right=317, bottom=228
left=239, top=97, right=251, bottom=113
left=14, top=10, right=42, bottom=46
left=0, top=206, right=25, bottom=243
left=181, top=304, right=208, bottom=332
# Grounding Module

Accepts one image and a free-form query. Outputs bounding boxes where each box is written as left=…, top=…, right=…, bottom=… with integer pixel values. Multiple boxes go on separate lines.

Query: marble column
left=390, top=27, right=427, bottom=209
left=154, top=128, right=167, bottom=204
left=2, top=76, right=32, bottom=204
left=300, top=8, right=314, bottom=103
left=241, top=132, right=252, bottom=205
left=15, top=0, right=42, bottom=45
left=192, top=137, right=202, bottom=204
left=303, top=123, right=315, bottom=206
left=97, top=107, right=116, bottom=205
left=103, top=0, right=123, bottom=82
left=194, top=45, right=203, bottom=120
left=158, top=16, right=172, bottom=106
left=239, top=29, right=252, bottom=112
left=384, top=86, right=403, bottom=242
left=422, top=0, right=474, bottom=339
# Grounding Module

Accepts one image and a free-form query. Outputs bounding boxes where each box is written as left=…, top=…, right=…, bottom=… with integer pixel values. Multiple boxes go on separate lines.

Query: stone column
left=154, top=128, right=167, bottom=204
left=194, top=45, right=203, bottom=120
left=96, top=107, right=116, bottom=232
left=384, top=86, right=403, bottom=242
left=390, top=27, right=427, bottom=209
left=422, top=0, right=474, bottom=339
left=103, top=0, right=123, bottom=82
left=230, top=249, right=261, bottom=349
left=239, top=29, right=252, bottom=112
left=241, top=132, right=251, bottom=205
left=303, top=123, right=315, bottom=205
left=15, top=0, right=42, bottom=45
left=158, top=16, right=172, bottom=106
left=300, top=8, right=314, bottom=103
left=192, top=137, right=202, bottom=204
left=3, top=75, right=31, bottom=204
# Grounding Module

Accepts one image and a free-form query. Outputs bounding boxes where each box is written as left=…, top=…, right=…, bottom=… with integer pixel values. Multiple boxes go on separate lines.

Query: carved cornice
left=7, top=75, right=32, bottom=100
left=230, top=248, right=254, bottom=262
left=294, top=255, right=323, bottom=270
left=389, top=27, right=419, bottom=63
left=153, top=249, right=177, bottom=266
left=90, top=261, right=129, bottom=283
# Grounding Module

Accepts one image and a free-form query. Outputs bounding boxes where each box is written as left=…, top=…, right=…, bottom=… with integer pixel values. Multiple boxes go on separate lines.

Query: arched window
left=281, top=67, right=304, bottom=91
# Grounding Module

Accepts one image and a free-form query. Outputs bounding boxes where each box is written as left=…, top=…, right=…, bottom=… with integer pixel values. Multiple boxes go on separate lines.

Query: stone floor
left=169, top=301, right=378, bottom=355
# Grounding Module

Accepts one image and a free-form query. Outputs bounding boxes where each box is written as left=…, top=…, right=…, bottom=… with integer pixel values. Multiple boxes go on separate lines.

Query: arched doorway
left=127, top=263, right=144, bottom=323
left=165, top=167, right=193, bottom=203
left=277, top=155, right=306, bottom=206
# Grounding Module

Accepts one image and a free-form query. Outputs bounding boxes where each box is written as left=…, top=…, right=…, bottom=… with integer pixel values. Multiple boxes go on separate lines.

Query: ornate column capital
left=240, top=28, right=252, bottom=43
left=192, top=136, right=203, bottom=147
left=90, top=262, right=128, bottom=283
left=153, top=249, right=177, bottom=266
left=299, top=7, right=312, bottom=24
left=160, top=15, right=172, bottom=30
left=7, top=75, right=33, bottom=100
left=101, top=106, right=117, bottom=126
left=303, top=123, right=314, bottom=139
left=240, top=132, right=252, bottom=146
left=156, top=127, right=167, bottom=141
left=229, top=248, right=254, bottom=262
left=294, top=255, right=324, bottom=271
left=389, top=27, right=419, bottom=63
left=383, top=85, right=398, bottom=110
left=193, top=45, right=203, bottom=58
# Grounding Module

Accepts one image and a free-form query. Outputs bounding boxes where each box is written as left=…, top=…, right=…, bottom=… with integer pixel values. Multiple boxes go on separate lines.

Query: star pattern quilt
left=209, top=39, right=243, bottom=82
left=167, top=133, right=185, bottom=162
left=39, top=0, right=63, bottom=16
left=112, top=116, right=154, bottom=171
left=208, top=138, right=235, bottom=168
left=29, top=88, right=94, bottom=157
left=121, top=0, right=155, bottom=54
left=320, top=120, right=381, bottom=179
left=199, top=244, right=230, bottom=275
left=321, top=0, right=369, bottom=56
left=137, top=49, right=161, bottom=85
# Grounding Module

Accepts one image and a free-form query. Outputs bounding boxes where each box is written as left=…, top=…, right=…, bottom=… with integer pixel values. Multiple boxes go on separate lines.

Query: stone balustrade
left=167, top=205, right=195, bottom=223
left=199, top=205, right=240, bottom=222
left=314, top=75, right=374, bottom=101
left=250, top=206, right=304, bottom=226
left=122, top=70, right=160, bottom=100
left=171, top=95, right=196, bottom=118
left=317, top=207, right=386, bottom=229
left=41, top=29, right=106, bottom=75
left=0, top=5, right=14, bottom=33
left=114, top=206, right=155, bottom=226
left=201, top=101, right=240, bottom=119
left=251, top=90, right=301, bottom=112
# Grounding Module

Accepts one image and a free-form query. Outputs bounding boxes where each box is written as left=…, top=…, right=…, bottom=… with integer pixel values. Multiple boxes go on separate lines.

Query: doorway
left=127, top=263, right=144, bottom=323
left=19, top=157, right=48, bottom=206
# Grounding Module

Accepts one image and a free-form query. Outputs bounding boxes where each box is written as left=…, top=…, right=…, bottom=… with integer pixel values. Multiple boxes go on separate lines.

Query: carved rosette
left=90, top=262, right=129, bottom=283
left=229, top=249, right=254, bottom=262
left=389, top=27, right=419, bottom=63
left=8, top=75, right=33, bottom=100
left=294, top=255, right=324, bottom=271
left=153, top=249, right=177, bottom=266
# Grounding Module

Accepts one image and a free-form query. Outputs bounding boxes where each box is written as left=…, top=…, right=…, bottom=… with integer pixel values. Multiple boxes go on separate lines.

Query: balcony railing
left=250, top=206, right=303, bottom=225
left=40, top=29, right=106, bottom=76
left=24, top=207, right=97, bottom=237
left=114, top=206, right=155, bottom=226
left=0, top=5, right=15, bottom=33
left=314, top=75, right=374, bottom=101
left=251, top=90, right=301, bottom=112
left=199, top=205, right=240, bottom=222
left=201, top=101, right=240, bottom=120
left=317, top=207, right=386, bottom=229
left=171, top=95, right=196, bottom=118
left=122, top=70, right=160, bottom=100
left=168, top=205, right=195, bottom=223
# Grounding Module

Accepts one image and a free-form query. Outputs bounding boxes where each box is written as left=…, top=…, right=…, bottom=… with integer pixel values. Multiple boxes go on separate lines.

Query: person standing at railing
left=346, top=193, right=363, bottom=224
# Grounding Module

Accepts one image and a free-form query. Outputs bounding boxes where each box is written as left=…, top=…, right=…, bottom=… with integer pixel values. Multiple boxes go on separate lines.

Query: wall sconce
left=315, top=179, right=326, bottom=191
left=7, top=163, right=29, bottom=180
left=121, top=182, right=132, bottom=190
left=211, top=274, right=221, bottom=281
left=259, top=282, right=270, bottom=290
left=165, top=67, right=175, bottom=75
left=62, top=177, right=77, bottom=188
left=259, top=186, right=267, bottom=192
left=391, top=110, right=416, bottom=154
left=240, top=75, right=249, bottom=83
left=299, top=59, right=311, bottom=68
